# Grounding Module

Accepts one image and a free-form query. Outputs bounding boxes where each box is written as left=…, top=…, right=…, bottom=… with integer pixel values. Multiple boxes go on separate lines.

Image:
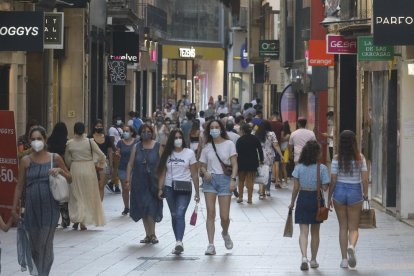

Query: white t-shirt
left=109, top=126, right=123, bottom=145
left=331, top=156, right=367, bottom=184
left=216, top=106, right=228, bottom=115
left=164, top=148, right=197, bottom=187
left=226, top=131, right=240, bottom=145
left=289, top=128, right=316, bottom=162
left=200, top=140, right=237, bottom=174
left=198, top=117, right=205, bottom=130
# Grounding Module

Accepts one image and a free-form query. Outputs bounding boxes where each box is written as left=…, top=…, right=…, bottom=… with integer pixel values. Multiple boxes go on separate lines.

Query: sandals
left=140, top=235, right=159, bottom=244
left=259, top=194, right=265, bottom=200
left=72, top=223, right=79, bottom=230
left=80, top=224, right=87, bottom=231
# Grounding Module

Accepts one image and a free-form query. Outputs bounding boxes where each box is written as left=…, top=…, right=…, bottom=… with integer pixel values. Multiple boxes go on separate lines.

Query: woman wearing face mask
left=65, top=122, right=106, bottom=230
left=189, top=103, right=197, bottom=117
left=157, top=129, right=200, bottom=254
left=126, top=124, right=163, bottom=244
left=116, top=126, right=138, bottom=216
left=89, top=119, right=113, bottom=201
left=199, top=119, right=238, bottom=255
left=12, top=126, right=72, bottom=275
left=230, top=98, right=241, bottom=117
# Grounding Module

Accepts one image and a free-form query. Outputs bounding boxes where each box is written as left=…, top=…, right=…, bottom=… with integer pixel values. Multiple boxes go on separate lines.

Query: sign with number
left=0, top=111, right=18, bottom=221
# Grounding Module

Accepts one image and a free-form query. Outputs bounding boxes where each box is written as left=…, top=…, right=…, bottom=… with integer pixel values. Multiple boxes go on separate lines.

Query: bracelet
left=231, top=177, right=237, bottom=181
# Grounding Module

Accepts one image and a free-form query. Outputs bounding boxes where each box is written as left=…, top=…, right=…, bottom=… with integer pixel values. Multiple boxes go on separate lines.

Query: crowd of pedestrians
left=3, top=95, right=371, bottom=274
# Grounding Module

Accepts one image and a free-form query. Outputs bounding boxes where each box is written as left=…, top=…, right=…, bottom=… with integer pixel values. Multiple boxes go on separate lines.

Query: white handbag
left=49, top=153, right=70, bottom=203
left=254, top=164, right=270, bottom=185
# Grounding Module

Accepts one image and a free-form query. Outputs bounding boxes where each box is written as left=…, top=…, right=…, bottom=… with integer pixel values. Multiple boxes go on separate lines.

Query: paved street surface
left=1, top=180, right=414, bottom=276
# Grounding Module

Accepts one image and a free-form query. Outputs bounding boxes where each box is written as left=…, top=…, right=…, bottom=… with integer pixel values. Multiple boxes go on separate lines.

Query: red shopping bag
left=190, top=204, right=198, bottom=226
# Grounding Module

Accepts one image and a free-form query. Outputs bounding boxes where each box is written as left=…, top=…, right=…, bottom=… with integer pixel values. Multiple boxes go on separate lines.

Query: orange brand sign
left=308, top=40, right=334, bottom=66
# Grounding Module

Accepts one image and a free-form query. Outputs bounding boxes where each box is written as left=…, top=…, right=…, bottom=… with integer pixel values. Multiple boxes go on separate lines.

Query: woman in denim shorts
left=199, top=120, right=238, bottom=255
left=328, top=130, right=369, bottom=269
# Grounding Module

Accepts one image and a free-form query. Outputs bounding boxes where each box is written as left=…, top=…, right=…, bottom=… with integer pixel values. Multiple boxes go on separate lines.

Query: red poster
left=0, top=111, right=18, bottom=221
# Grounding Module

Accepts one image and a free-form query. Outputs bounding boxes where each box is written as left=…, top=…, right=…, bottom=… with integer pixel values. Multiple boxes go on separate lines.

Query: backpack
left=133, top=118, right=143, bottom=132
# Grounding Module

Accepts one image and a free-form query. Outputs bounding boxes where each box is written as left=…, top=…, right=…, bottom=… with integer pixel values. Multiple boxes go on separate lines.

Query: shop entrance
left=0, top=65, right=10, bottom=110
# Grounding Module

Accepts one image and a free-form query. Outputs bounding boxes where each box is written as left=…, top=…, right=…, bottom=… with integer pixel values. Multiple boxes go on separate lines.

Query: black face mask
left=95, top=127, right=104, bottom=133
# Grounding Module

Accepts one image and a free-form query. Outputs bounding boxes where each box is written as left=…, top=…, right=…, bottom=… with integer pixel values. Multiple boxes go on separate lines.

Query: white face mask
left=31, top=140, right=44, bottom=152
left=174, top=138, right=183, bottom=148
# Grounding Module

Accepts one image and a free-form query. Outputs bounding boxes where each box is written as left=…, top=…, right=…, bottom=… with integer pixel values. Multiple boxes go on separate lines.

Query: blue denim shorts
left=118, top=169, right=127, bottom=181
left=332, top=181, right=363, bottom=206
left=202, top=174, right=232, bottom=196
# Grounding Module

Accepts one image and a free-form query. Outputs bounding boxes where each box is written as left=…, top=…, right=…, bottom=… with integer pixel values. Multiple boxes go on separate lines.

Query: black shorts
left=274, top=152, right=281, bottom=162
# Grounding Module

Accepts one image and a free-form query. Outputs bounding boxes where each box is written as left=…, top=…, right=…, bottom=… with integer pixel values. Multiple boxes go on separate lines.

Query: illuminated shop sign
left=259, top=40, right=279, bottom=59
left=44, top=12, right=64, bottom=49
left=373, top=0, right=414, bottom=45
left=357, top=36, right=394, bottom=61
left=326, top=35, right=357, bottom=54
left=0, top=11, right=44, bottom=52
left=179, top=47, right=196, bottom=58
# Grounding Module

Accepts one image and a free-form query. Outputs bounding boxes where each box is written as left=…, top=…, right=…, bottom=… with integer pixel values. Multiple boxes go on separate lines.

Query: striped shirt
left=331, top=156, right=367, bottom=184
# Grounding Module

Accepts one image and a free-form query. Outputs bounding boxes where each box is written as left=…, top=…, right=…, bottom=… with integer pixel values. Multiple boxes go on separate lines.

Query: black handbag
left=172, top=180, right=192, bottom=193
left=211, top=140, right=233, bottom=176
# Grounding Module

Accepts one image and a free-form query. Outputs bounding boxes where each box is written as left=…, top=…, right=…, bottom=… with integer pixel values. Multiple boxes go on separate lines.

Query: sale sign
left=0, top=111, right=18, bottom=221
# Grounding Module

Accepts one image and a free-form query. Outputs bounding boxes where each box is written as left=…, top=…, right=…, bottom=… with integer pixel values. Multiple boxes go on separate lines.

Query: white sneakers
left=340, top=259, right=349, bottom=268
left=222, top=232, right=233, bottom=250
left=172, top=241, right=184, bottom=255
left=347, top=246, right=357, bottom=268
left=309, top=259, right=319, bottom=268
left=205, top=244, right=216, bottom=255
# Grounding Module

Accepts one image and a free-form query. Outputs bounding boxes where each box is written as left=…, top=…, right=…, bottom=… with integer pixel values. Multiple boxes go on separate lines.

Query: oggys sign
left=0, top=11, right=44, bottom=52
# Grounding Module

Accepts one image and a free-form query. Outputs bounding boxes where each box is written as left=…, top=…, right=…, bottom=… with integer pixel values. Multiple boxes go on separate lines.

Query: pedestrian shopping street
left=1, top=181, right=414, bottom=276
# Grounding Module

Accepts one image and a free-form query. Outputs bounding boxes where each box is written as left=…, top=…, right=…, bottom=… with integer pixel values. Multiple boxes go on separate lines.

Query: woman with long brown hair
left=328, top=130, right=368, bottom=269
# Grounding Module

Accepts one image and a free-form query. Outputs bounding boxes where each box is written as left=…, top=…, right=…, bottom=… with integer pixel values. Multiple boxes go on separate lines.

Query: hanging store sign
left=259, top=40, right=279, bottom=59
left=0, top=111, right=18, bottom=222
left=108, top=60, right=127, bottom=85
left=240, top=42, right=249, bottom=68
left=111, top=32, right=139, bottom=63
left=44, top=12, right=64, bottom=49
left=0, top=11, right=44, bottom=52
left=373, top=0, right=414, bottom=45
left=308, top=40, right=334, bottom=66
left=357, top=36, right=394, bottom=61
left=179, top=47, right=196, bottom=58
left=326, top=35, right=357, bottom=54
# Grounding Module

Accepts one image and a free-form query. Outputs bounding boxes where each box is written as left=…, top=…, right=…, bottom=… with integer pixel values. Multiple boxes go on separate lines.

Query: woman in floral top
left=255, top=120, right=283, bottom=199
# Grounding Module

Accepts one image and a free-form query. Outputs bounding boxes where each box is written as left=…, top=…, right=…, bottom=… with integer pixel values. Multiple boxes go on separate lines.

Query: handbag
left=189, top=203, right=198, bottom=226
left=359, top=199, right=376, bottom=228
left=254, top=164, right=269, bottom=185
left=49, top=153, right=70, bottom=203
left=211, top=140, right=232, bottom=176
left=283, top=208, right=293, bottom=237
left=172, top=180, right=192, bottom=193
left=315, top=162, right=329, bottom=222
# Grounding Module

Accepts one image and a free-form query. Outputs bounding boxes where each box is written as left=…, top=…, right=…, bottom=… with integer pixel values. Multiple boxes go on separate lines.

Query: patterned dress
left=130, top=142, right=163, bottom=223
left=24, top=154, right=60, bottom=275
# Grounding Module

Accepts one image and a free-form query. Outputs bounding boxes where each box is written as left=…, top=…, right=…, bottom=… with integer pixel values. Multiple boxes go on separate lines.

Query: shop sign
left=0, top=11, right=44, bottom=52
left=357, top=36, right=394, bottom=61
left=108, top=60, right=127, bottom=85
left=373, top=0, right=414, bottom=45
left=259, top=40, right=279, bottom=59
left=240, top=42, right=249, bottom=68
left=111, top=32, right=139, bottom=63
left=0, top=111, right=18, bottom=222
left=44, top=12, right=64, bottom=49
left=326, top=35, right=357, bottom=54
left=179, top=47, right=196, bottom=58
left=308, top=40, right=334, bottom=66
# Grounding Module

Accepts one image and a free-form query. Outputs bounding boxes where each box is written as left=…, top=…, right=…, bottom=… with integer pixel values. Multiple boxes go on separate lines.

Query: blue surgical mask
left=210, top=129, right=221, bottom=138
left=142, top=132, right=152, bottom=140
left=123, top=132, right=130, bottom=139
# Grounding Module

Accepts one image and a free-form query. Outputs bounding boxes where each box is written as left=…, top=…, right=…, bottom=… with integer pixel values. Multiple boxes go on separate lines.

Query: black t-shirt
left=88, top=135, right=112, bottom=156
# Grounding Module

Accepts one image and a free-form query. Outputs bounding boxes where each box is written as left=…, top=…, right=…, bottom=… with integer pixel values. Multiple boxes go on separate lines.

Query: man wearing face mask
left=108, top=117, right=124, bottom=193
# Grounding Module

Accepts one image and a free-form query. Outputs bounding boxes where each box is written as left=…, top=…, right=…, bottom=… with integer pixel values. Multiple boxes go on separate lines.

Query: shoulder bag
left=49, top=153, right=70, bottom=203
left=170, top=153, right=192, bottom=193
left=211, top=141, right=232, bottom=176
left=315, top=162, right=329, bottom=222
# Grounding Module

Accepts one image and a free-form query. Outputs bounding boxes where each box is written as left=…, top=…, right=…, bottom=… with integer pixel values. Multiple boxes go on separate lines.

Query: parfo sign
left=0, top=11, right=44, bottom=52
left=373, top=0, right=414, bottom=45
left=0, top=111, right=18, bottom=222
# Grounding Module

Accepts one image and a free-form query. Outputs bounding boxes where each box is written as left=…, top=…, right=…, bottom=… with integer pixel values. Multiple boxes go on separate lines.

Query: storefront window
left=228, top=73, right=252, bottom=106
